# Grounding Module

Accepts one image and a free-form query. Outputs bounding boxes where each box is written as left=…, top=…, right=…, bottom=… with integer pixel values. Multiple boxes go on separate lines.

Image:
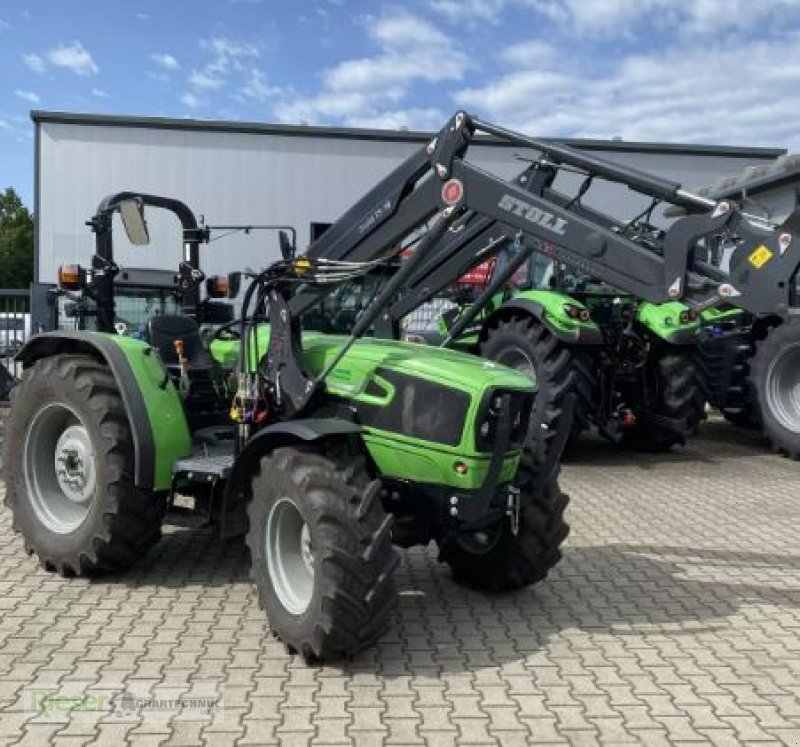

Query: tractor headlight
left=475, top=388, right=534, bottom=452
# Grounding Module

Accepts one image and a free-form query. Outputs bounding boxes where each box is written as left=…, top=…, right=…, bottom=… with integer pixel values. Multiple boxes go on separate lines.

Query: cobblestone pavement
left=0, top=418, right=799, bottom=746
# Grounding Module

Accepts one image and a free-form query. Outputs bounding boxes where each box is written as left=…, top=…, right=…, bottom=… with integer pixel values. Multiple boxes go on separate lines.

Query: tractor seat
left=146, top=315, right=218, bottom=372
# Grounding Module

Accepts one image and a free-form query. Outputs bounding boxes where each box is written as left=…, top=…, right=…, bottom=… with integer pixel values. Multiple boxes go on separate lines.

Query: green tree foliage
left=0, top=187, right=34, bottom=289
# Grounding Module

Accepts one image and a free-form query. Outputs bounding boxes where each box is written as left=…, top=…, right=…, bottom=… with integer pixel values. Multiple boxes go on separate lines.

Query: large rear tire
left=437, top=465, right=569, bottom=592
left=750, top=321, right=800, bottom=459
left=481, top=316, right=589, bottom=465
left=620, top=346, right=706, bottom=451
left=246, top=443, right=399, bottom=660
left=4, top=354, right=165, bottom=575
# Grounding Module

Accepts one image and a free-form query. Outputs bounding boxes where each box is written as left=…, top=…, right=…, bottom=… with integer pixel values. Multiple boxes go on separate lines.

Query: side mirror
left=119, top=199, right=150, bottom=245
left=227, top=271, right=242, bottom=299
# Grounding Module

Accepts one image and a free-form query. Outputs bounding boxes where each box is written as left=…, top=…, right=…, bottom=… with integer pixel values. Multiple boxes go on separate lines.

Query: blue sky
left=2, top=0, right=800, bottom=207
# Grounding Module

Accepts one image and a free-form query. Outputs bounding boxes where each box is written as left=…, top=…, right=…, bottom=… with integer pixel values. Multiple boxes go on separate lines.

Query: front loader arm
left=260, top=111, right=800, bottom=419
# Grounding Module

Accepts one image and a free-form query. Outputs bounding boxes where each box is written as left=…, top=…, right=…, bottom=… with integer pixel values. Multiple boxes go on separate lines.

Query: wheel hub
left=24, top=403, right=96, bottom=535
left=455, top=522, right=504, bottom=555
left=265, top=498, right=315, bottom=616
left=54, top=425, right=95, bottom=503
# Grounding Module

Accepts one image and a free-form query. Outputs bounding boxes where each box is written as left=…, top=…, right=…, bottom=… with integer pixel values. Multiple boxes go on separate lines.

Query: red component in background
left=458, top=259, right=496, bottom=288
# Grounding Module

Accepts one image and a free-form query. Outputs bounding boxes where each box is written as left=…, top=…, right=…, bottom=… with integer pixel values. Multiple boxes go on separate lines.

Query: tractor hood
left=302, top=332, right=533, bottom=396
left=209, top=325, right=534, bottom=397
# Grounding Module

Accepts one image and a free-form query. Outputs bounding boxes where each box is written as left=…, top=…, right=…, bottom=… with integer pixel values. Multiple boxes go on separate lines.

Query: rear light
left=563, top=303, right=591, bottom=322
left=57, top=264, right=86, bottom=290
left=679, top=309, right=698, bottom=324
left=205, top=275, right=230, bottom=298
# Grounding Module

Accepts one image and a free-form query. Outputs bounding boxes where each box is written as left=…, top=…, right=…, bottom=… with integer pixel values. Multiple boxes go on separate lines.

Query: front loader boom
left=286, top=112, right=799, bottom=360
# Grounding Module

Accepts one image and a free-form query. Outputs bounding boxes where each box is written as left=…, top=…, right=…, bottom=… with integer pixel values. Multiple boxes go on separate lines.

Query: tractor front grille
left=355, top=368, right=471, bottom=447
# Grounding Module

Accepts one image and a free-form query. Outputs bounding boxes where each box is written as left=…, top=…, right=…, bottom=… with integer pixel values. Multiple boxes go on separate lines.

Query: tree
left=0, top=188, right=34, bottom=289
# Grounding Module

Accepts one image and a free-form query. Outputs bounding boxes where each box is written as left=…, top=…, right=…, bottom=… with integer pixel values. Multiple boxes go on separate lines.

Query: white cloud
left=23, top=53, right=46, bottom=74
left=136, top=12, right=150, bottom=21
left=189, top=69, right=224, bottom=90
left=180, top=91, right=204, bottom=108
left=91, top=88, right=109, bottom=98
left=151, top=53, right=180, bottom=70
left=236, top=68, right=281, bottom=103
left=454, top=32, right=800, bottom=149
left=431, top=0, right=797, bottom=35
left=0, top=18, right=10, bottom=29
left=46, top=41, right=99, bottom=75
left=430, top=0, right=506, bottom=24
left=544, top=0, right=800, bottom=34
left=346, top=107, right=445, bottom=130
left=180, top=37, right=264, bottom=109
left=14, top=90, right=40, bottom=104
left=499, top=40, right=556, bottom=66
left=201, top=37, right=261, bottom=74
left=276, top=12, right=466, bottom=126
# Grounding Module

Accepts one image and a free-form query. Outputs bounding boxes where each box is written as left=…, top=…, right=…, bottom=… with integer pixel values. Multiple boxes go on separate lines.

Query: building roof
left=31, top=110, right=787, bottom=160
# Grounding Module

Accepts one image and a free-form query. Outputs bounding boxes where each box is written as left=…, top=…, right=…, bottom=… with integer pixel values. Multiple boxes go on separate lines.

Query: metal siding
left=38, top=121, right=780, bottom=283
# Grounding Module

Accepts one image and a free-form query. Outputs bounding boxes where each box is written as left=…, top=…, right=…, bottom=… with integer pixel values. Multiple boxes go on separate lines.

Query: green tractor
left=2, top=187, right=568, bottom=661
left=440, top=250, right=707, bottom=451
left=4, top=111, right=800, bottom=663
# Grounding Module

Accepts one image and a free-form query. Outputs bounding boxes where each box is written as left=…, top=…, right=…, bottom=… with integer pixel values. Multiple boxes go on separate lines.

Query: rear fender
left=482, top=290, right=603, bottom=345
left=636, top=301, right=700, bottom=345
left=17, top=331, right=192, bottom=491
left=220, top=419, right=363, bottom=538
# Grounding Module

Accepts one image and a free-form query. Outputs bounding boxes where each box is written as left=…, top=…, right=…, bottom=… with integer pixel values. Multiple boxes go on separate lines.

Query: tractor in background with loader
left=686, top=155, right=800, bottom=457
left=4, top=112, right=800, bottom=661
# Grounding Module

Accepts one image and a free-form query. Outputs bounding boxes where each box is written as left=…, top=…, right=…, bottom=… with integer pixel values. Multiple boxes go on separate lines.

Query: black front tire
left=4, top=354, right=165, bottom=575
left=246, top=443, right=399, bottom=660
left=750, top=321, right=800, bottom=459
left=437, top=466, right=569, bottom=592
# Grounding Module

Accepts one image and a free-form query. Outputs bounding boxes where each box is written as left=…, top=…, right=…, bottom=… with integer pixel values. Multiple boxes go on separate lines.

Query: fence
left=0, top=285, right=59, bottom=400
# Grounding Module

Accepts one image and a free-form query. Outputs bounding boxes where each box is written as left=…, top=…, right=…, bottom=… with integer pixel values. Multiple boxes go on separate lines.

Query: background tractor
left=688, top=155, right=800, bottom=457
left=435, top=247, right=706, bottom=451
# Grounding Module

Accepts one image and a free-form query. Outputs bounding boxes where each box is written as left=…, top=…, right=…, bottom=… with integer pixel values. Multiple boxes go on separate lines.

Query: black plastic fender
left=220, top=418, right=363, bottom=538
left=481, top=298, right=604, bottom=345
left=16, top=331, right=160, bottom=488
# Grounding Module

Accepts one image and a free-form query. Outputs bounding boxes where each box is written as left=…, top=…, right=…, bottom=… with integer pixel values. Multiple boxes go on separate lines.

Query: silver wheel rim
left=495, top=346, right=537, bottom=387
left=765, top=342, right=800, bottom=434
left=24, top=403, right=96, bottom=534
left=265, top=498, right=314, bottom=615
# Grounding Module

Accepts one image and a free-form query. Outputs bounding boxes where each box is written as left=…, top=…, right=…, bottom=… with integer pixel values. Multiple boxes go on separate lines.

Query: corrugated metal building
left=32, top=111, right=785, bottom=283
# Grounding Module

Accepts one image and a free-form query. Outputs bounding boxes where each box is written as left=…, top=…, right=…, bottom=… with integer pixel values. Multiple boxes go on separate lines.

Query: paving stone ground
left=0, top=417, right=799, bottom=746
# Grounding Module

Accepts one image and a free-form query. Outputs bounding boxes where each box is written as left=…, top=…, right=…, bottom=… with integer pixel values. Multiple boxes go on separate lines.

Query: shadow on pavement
left=92, top=523, right=800, bottom=675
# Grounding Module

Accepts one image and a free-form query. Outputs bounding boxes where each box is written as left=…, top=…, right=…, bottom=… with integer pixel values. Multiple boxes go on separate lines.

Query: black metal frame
left=87, top=193, right=206, bottom=331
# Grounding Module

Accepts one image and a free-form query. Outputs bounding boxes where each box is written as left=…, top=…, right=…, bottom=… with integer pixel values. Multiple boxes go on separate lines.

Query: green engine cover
left=211, top=328, right=535, bottom=489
